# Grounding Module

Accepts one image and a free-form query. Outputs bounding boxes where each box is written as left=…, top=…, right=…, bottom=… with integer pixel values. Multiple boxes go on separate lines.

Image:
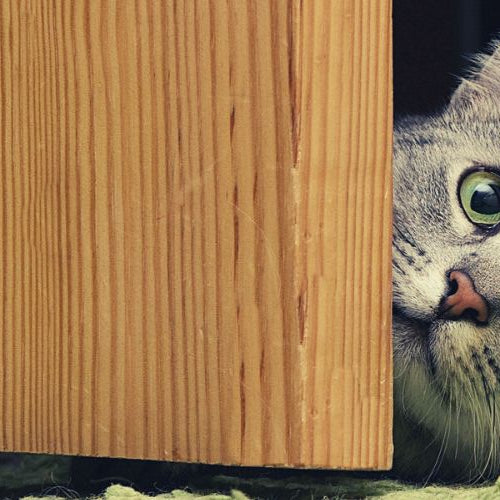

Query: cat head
left=393, top=41, right=500, bottom=481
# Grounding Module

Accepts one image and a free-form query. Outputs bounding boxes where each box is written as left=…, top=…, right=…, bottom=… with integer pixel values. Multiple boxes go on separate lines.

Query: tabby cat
left=393, top=41, right=500, bottom=482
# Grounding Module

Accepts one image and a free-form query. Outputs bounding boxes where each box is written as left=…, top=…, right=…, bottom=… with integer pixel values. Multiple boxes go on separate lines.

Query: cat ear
left=448, top=40, right=500, bottom=114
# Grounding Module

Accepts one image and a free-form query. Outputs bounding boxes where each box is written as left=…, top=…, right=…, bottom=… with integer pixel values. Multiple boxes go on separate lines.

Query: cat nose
left=440, top=271, right=489, bottom=324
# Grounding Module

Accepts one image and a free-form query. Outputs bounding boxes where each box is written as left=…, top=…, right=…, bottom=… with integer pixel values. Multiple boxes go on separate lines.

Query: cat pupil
left=470, top=183, right=500, bottom=214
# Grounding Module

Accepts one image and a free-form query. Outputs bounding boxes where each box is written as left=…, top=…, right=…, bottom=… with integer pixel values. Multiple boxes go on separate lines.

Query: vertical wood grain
left=0, top=0, right=392, bottom=469
left=294, top=0, right=393, bottom=469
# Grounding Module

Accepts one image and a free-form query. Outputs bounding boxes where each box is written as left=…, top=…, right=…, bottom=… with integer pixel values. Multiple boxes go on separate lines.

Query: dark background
left=394, top=0, right=500, bottom=115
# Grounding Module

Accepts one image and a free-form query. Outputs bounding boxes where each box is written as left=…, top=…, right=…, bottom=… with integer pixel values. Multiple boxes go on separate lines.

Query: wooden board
left=0, top=0, right=393, bottom=469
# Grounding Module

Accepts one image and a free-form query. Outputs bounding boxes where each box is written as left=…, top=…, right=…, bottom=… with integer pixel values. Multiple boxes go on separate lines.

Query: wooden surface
left=0, top=0, right=393, bottom=468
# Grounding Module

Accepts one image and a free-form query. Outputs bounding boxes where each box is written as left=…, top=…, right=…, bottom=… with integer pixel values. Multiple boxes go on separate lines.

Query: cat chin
left=394, top=365, right=500, bottom=482
left=393, top=353, right=500, bottom=482
left=393, top=394, right=500, bottom=482
left=393, top=313, right=500, bottom=481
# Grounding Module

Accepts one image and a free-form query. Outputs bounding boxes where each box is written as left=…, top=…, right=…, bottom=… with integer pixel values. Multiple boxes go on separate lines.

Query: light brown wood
left=0, top=0, right=392, bottom=469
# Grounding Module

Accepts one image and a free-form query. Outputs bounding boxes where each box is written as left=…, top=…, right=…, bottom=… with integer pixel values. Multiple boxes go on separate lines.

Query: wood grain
left=0, top=0, right=393, bottom=469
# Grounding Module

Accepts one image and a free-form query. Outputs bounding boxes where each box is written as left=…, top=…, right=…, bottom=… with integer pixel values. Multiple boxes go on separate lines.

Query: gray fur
left=393, top=41, right=500, bottom=482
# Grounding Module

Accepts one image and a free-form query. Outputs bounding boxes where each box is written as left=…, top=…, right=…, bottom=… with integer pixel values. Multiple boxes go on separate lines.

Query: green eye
left=460, top=170, right=500, bottom=227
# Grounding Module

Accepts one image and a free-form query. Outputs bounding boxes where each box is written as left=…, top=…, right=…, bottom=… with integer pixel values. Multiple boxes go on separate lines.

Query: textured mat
left=18, top=479, right=500, bottom=499
left=1, top=453, right=499, bottom=499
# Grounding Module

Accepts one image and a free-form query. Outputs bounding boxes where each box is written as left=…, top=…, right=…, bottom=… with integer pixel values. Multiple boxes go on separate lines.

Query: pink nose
left=442, top=271, right=489, bottom=323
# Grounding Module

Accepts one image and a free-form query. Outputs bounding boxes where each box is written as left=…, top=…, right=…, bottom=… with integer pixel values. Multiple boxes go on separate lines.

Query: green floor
left=1, top=454, right=499, bottom=499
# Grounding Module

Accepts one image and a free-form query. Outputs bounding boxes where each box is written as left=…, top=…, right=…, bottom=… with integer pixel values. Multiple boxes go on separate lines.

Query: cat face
left=393, top=44, right=500, bottom=481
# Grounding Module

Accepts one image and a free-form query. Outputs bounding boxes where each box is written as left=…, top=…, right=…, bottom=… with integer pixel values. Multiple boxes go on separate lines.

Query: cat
left=393, top=41, right=500, bottom=482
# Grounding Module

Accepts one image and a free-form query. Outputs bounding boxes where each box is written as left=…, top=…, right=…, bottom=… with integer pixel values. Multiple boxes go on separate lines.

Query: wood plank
left=294, top=0, right=393, bottom=469
left=0, top=0, right=392, bottom=469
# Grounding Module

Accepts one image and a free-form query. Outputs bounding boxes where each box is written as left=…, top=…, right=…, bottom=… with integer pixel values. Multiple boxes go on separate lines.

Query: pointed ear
left=448, top=41, right=500, bottom=114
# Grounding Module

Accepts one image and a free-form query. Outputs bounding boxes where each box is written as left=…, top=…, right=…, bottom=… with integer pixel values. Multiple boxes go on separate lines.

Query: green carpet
left=1, top=453, right=499, bottom=499
left=18, top=479, right=500, bottom=499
